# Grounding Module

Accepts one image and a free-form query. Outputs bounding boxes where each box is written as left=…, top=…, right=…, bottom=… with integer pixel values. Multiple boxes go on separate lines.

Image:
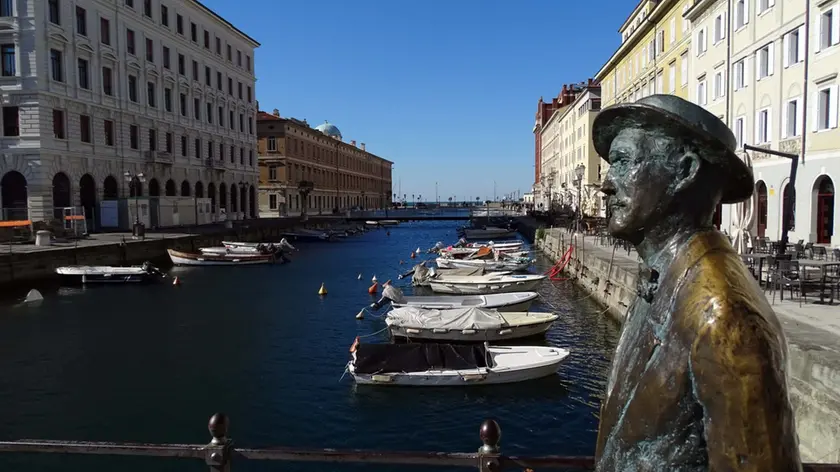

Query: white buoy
left=416, top=247, right=421, bottom=254
left=23, top=289, right=43, bottom=303
left=356, top=310, right=365, bottom=320
left=357, top=273, right=362, bottom=280
left=372, top=275, right=378, bottom=283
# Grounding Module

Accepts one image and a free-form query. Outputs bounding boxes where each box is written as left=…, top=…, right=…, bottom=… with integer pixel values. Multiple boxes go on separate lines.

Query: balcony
left=204, top=158, right=225, bottom=171
left=144, top=150, right=173, bottom=165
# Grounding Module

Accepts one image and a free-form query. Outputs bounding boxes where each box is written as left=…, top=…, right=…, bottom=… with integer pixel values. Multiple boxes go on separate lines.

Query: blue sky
left=204, top=0, right=630, bottom=202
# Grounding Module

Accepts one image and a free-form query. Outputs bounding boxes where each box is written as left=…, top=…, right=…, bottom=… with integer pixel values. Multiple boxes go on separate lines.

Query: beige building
left=554, top=85, right=604, bottom=215
left=685, top=0, right=839, bottom=245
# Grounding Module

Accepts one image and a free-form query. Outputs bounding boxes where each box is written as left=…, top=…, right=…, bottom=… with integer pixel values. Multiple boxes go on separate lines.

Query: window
left=52, top=110, right=65, bottom=139
left=126, top=29, right=135, bottom=55
left=147, top=81, right=156, bottom=107
left=656, top=31, right=665, bottom=54
left=783, top=26, right=804, bottom=67
left=50, top=49, right=63, bottom=82
left=735, top=0, right=749, bottom=29
left=2, top=107, right=19, bottom=136
left=208, top=141, right=213, bottom=159
left=148, top=129, right=156, bottom=151
left=682, top=5, right=690, bottom=33
left=227, top=44, right=232, bottom=61
left=696, top=78, right=707, bottom=105
left=246, top=55, right=251, bottom=72
left=268, top=165, right=277, bottom=179
left=165, top=132, right=173, bottom=153
left=696, top=27, right=707, bottom=56
left=757, top=0, right=774, bottom=15
left=269, top=194, right=277, bottom=209
left=815, top=86, right=838, bottom=131
left=104, top=120, right=115, bottom=145
left=668, top=62, right=676, bottom=93
left=180, top=135, right=187, bottom=156
left=267, top=137, right=277, bottom=151
left=783, top=98, right=800, bottom=138
left=100, top=18, right=110, bottom=45
left=77, top=58, right=89, bottom=89
left=80, top=114, right=91, bottom=143
left=713, top=13, right=725, bottom=43
left=192, top=60, right=198, bottom=80
left=164, top=88, right=172, bottom=112
left=247, top=86, right=252, bottom=102
left=217, top=71, right=222, bottom=90
left=239, top=113, right=243, bottom=131
left=656, top=71, right=663, bottom=93
left=191, top=22, right=197, bottom=42
left=178, top=54, right=185, bottom=74
left=193, top=97, right=200, bottom=119
left=176, top=14, right=183, bottom=35
left=48, top=0, right=60, bottom=24
left=733, top=58, right=746, bottom=90
left=128, top=75, right=138, bottom=102
left=143, top=0, right=151, bottom=17
left=756, top=42, right=774, bottom=80
left=680, top=51, right=688, bottom=86
left=163, top=46, right=170, bottom=69
left=179, top=93, right=186, bottom=116
left=205, top=66, right=211, bottom=85
left=248, top=117, right=253, bottom=134
left=206, top=102, right=212, bottom=123
left=215, top=37, right=221, bottom=54
left=249, top=150, right=253, bottom=166
left=145, top=38, right=154, bottom=62
left=237, top=50, right=242, bottom=66
left=160, top=4, right=168, bottom=26
left=228, top=77, right=233, bottom=94
left=713, top=70, right=724, bottom=99
left=219, top=143, right=224, bottom=160
left=238, top=82, right=242, bottom=98
left=734, top=116, right=745, bottom=147
left=1, top=44, right=14, bottom=76
left=194, top=138, right=200, bottom=158
left=1, top=0, right=12, bottom=16
left=755, top=108, right=771, bottom=144
left=218, top=106, right=224, bottom=125
left=125, top=0, right=133, bottom=7
left=229, top=110, right=234, bottom=129
left=670, top=17, right=676, bottom=44
left=76, top=7, right=87, bottom=36
left=129, top=125, right=138, bottom=149
left=203, top=30, right=210, bottom=48
left=230, top=144, right=235, bottom=162
left=102, top=67, right=113, bottom=95
left=817, top=7, right=839, bottom=52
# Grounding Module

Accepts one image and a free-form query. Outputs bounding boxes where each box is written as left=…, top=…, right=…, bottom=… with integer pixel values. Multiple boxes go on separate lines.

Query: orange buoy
left=172, top=276, right=181, bottom=286
left=410, top=252, right=416, bottom=259
left=383, top=279, right=392, bottom=287
left=368, top=282, right=379, bottom=294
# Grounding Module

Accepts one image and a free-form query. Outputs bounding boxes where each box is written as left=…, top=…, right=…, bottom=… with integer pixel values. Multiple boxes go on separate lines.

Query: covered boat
left=403, top=263, right=510, bottom=287
left=348, top=341, right=569, bottom=386
left=385, top=306, right=558, bottom=341
left=167, top=249, right=277, bottom=266
left=429, top=273, right=546, bottom=295
left=55, top=261, right=164, bottom=284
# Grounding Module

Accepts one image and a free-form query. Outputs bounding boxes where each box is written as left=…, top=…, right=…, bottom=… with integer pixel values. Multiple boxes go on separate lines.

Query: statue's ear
left=673, top=151, right=702, bottom=194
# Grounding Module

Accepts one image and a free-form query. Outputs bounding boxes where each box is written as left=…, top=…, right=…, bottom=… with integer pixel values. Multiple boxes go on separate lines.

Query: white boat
left=385, top=306, right=558, bottom=342
left=440, top=247, right=528, bottom=258
left=167, top=249, right=277, bottom=266
left=348, top=341, right=569, bottom=386
left=365, top=220, right=380, bottom=226
left=460, top=227, right=517, bottom=240
left=435, top=257, right=533, bottom=271
left=55, top=262, right=164, bottom=284
left=429, top=273, right=546, bottom=295
left=388, top=291, right=539, bottom=312
left=201, top=240, right=295, bottom=255
left=457, top=240, right=524, bottom=250
left=222, top=239, right=296, bottom=251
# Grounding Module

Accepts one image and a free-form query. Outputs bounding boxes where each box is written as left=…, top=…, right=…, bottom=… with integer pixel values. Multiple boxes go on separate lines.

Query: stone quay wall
left=521, top=221, right=840, bottom=463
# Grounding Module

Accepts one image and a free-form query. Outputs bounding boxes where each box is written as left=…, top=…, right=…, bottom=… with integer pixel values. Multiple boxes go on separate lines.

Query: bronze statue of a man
left=591, top=94, right=802, bottom=471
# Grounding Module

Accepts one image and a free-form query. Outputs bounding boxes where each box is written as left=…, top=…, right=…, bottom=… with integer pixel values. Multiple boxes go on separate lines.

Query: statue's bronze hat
left=592, top=94, right=754, bottom=204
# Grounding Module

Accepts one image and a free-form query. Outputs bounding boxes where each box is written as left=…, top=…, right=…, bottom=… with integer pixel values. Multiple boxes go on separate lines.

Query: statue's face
left=601, top=128, right=678, bottom=241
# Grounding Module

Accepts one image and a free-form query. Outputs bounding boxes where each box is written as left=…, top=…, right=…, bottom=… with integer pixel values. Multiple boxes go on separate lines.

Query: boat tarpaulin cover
left=353, top=343, right=489, bottom=374
left=387, top=306, right=506, bottom=330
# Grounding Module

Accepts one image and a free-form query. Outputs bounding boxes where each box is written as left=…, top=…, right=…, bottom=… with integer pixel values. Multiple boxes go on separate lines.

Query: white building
left=538, top=102, right=561, bottom=210
left=685, top=0, right=839, bottom=246
left=0, top=0, right=259, bottom=228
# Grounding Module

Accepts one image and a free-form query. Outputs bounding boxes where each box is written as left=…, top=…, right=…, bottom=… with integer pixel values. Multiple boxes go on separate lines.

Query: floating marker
left=23, top=289, right=44, bottom=303
left=384, top=279, right=392, bottom=286
left=172, top=276, right=181, bottom=286
left=357, top=273, right=362, bottom=280
left=399, top=260, right=404, bottom=265
left=410, top=252, right=416, bottom=259
left=416, top=247, right=421, bottom=254
left=368, top=282, right=379, bottom=294
left=372, top=275, right=378, bottom=283
left=318, top=283, right=328, bottom=296
left=356, top=310, right=365, bottom=320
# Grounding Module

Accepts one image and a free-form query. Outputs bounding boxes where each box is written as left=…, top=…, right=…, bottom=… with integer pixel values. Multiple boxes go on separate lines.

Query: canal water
left=0, top=221, right=620, bottom=472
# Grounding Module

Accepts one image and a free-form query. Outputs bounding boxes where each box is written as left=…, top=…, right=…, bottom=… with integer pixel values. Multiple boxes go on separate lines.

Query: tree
left=298, top=180, right=314, bottom=217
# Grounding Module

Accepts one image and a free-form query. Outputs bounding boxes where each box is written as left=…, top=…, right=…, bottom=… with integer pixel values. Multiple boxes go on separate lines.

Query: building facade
left=0, top=0, right=259, bottom=227
left=686, top=0, right=839, bottom=245
left=256, top=110, right=393, bottom=217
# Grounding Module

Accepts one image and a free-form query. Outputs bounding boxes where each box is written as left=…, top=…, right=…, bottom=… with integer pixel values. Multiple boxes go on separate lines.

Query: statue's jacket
left=595, top=230, right=802, bottom=472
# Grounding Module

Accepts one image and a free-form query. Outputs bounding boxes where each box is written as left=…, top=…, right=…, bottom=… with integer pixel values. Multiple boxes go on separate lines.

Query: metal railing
left=0, top=414, right=837, bottom=471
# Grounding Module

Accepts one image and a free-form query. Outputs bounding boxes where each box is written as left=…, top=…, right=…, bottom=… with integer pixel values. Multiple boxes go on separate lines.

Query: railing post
left=478, top=419, right=501, bottom=472
left=205, top=413, right=232, bottom=472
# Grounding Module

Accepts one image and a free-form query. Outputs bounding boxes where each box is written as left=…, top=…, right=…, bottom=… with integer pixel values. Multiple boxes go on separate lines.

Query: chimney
left=272, top=108, right=280, bottom=117
left=351, top=140, right=357, bottom=147
left=361, top=143, right=366, bottom=151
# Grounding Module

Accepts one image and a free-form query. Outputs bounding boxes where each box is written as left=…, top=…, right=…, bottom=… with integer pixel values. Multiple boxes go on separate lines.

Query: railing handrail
left=0, top=414, right=837, bottom=471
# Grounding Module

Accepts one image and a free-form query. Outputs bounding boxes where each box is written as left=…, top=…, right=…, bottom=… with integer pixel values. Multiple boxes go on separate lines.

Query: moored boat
left=347, top=341, right=569, bottom=386
left=379, top=220, right=400, bottom=226
left=459, top=227, right=517, bottom=240
left=435, top=257, right=533, bottom=272
left=373, top=286, right=538, bottom=312
left=167, top=249, right=277, bottom=266
left=428, top=273, right=546, bottom=295
left=385, top=306, right=558, bottom=342
left=55, top=261, right=164, bottom=284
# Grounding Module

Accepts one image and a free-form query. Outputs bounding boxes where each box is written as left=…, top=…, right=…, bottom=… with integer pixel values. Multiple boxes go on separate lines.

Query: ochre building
left=256, top=109, right=393, bottom=217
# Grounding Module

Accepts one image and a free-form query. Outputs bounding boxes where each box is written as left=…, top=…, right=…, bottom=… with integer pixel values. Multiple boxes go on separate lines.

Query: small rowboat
left=385, top=306, right=558, bottom=342
left=428, top=274, right=546, bottom=295
left=55, top=262, right=164, bottom=284
left=167, top=249, right=276, bottom=266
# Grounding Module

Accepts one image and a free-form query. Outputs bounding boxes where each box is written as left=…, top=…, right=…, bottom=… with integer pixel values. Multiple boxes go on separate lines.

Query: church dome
left=315, top=121, right=342, bottom=139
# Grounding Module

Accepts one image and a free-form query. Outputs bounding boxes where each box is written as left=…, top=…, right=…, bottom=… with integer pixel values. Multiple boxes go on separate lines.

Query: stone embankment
left=515, top=217, right=840, bottom=463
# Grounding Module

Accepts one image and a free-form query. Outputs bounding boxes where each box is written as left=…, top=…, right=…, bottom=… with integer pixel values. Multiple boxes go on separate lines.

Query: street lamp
left=574, top=164, right=586, bottom=232
left=239, top=180, right=248, bottom=219
left=124, top=171, right=145, bottom=239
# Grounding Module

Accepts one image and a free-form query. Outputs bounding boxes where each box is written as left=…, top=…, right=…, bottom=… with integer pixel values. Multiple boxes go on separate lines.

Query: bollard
left=478, top=419, right=501, bottom=472
left=206, top=413, right=232, bottom=472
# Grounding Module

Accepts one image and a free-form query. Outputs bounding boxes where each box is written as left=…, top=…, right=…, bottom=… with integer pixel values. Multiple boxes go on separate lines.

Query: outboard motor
left=141, top=261, right=163, bottom=277
left=454, top=238, right=467, bottom=248
left=369, top=284, right=406, bottom=310
left=267, top=243, right=277, bottom=254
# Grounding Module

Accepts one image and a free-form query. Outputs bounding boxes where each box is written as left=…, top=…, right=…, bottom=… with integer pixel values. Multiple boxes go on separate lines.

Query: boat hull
left=390, top=292, right=538, bottom=312
left=435, top=258, right=531, bottom=271
left=387, top=319, right=555, bottom=342
left=167, top=249, right=276, bottom=266
left=57, top=273, right=155, bottom=284
left=429, top=278, right=543, bottom=295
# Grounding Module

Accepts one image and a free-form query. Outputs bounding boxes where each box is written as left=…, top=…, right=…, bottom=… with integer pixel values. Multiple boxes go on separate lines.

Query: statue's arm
left=689, top=308, right=802, bottom=471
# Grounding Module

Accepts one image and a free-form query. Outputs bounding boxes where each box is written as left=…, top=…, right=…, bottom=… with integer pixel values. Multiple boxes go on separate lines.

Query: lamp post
left=574, top=164, right=586, bottom=233
left=239, top=180, right=248, bottom=219
left=124, top=171, right=145, bottom=239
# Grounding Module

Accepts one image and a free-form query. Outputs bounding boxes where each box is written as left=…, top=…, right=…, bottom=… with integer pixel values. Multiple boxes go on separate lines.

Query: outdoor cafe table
left=797, top=259, right=840, bottom=304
